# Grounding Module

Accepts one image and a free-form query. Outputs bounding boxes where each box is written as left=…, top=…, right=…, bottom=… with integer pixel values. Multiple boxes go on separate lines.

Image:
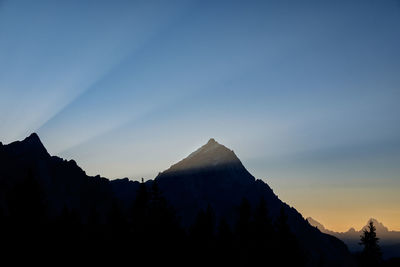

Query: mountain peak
left=25, top=132, right=41, bottom=143
left=207, top=138, right=217, bottom=144
left=6, top=133, right=49, bottom=158
left=164, top=138, right=241, bottom=173
left=23, top=132, right=45, bottom=148
left=364, top=218, right=389, bottom=233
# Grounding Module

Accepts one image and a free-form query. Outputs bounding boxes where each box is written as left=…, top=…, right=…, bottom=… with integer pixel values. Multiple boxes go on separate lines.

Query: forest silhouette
left=2, top=174, right=399, bottom=266
left=0, top=173, right=306, bottom=266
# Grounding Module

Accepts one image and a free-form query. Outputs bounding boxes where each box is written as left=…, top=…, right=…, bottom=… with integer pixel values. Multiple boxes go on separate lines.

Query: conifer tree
left=275, top=206, right=306, bottom=266
left=216, top=217, right=235, bottom=266
left=253, top=197, right=273, bottom=263
left=359, top=221, right=382, bottom=267
left=236, top=198, right=252, bottom=265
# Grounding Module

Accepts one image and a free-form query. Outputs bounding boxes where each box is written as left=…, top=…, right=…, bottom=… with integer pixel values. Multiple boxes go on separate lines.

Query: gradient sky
left=1, top=0, right=399, bottom=231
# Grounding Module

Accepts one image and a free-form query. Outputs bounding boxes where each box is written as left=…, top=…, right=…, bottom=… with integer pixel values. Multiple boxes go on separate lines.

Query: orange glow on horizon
left=270, top=180, right=400, bottom=233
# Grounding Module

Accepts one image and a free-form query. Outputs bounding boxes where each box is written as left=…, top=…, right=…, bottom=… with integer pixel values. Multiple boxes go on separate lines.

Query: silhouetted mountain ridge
left=153, top=138, right=355, bottom=266
left=0, top=134, right=355, bottom=266
left=307, top=217, right=400, bottom=259
left=155, top=138, right=272, bottom=222
left=0, top=133, right=114, bottom=221
left=3, top=133, right=49, bottom=158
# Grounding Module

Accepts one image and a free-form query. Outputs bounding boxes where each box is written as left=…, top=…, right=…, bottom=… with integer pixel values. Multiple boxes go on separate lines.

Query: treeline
left=0, top=174, right=306, bottom=266
left=3, top=174, right=399, bottom=266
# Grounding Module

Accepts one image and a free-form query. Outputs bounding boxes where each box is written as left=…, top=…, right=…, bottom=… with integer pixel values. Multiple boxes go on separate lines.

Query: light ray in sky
left=0, top=0, right=195, bottom=142
left=1, top=0, right=400, bottom=231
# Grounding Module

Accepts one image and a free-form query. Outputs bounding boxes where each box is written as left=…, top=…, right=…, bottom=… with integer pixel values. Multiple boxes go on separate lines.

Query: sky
left=0, top=0, right=399, bottom=232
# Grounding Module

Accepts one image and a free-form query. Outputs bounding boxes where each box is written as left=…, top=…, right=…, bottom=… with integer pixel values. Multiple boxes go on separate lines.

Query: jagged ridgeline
left=307, top=217, right=400, bottom=259
left=0, top=134, right=355, bottom=266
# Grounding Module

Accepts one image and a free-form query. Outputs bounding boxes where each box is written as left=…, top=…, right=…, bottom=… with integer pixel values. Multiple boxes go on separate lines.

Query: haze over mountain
left=307, top=217, right=400, bottom=259
left=0, top=134, right=356, bottom=266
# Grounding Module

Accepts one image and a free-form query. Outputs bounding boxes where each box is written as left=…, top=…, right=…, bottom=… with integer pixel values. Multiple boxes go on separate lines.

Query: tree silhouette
left=130, top=178, right=149, bottom=239
left=235, top=198, right=252, bottom=265
left=253, top=197, right=274, bottom=264
left=236, top=197, right=252, bottom=239
left=275, top=206, right=306, bottom=266
left=7, top=169, right=46, bottom=225
left=359, top=220, right=382, bottom=267
left=190, top=204, right=216, bottom=264
left=134, top=178, right=150, bottom=215
left=0, top=171, right=317, bottom=266
left=147, top=180, right=182, bottom=264
left=216, top=217, right=234, bottom=265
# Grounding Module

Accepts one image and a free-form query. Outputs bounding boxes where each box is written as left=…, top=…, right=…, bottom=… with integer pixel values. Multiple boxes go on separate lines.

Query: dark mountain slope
left=0, top=134, right=355, bottom=266
left=0, top=133, right=114, bottom=221
left=155, top=138, right=354, bottom=266
left=156, top=138, right=278, bottom=224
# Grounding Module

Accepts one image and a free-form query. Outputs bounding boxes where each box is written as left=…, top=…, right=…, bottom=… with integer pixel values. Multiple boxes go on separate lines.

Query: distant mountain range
left=0, top=134, right=357, bottom=265
left=307, top=217, right=400, bottom=259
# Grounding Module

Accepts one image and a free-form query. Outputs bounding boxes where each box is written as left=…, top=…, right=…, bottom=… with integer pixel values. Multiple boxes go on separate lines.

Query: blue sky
left=1, top=0, right=399, bottom=230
